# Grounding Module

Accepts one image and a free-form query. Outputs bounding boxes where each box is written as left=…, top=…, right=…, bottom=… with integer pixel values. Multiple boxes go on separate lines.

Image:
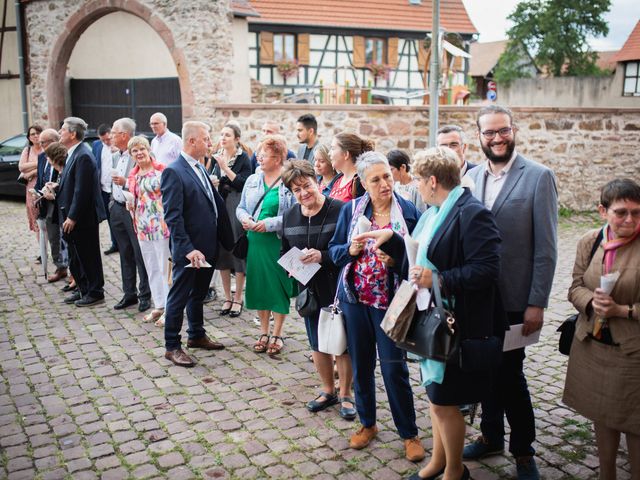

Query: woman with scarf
left=210, top=123, right=252, bottom=317
left=126, top=136, right=170, bottom=325
left=354, top=147, right=503, bottom=480
left=563, top=178, right=640, bottom=480
left=328, top=151, right=425, bottom=463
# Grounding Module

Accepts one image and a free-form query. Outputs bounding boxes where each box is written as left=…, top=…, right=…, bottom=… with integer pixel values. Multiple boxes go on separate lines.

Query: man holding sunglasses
left=463, top=105, right=558, bottom=480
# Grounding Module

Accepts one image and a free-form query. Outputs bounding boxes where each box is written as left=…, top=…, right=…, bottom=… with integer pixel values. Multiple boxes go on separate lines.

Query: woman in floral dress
left=126, top=136, right=170, bottom=325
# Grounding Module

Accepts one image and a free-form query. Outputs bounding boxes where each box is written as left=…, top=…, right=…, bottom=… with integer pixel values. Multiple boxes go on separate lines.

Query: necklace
left=372, top=211, right=390, bottom=217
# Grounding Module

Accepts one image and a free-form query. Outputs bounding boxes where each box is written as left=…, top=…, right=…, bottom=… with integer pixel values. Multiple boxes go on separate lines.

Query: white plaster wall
left=67, top=12, right=176, bottom=79
left=230, top=17, right=250, bottom=103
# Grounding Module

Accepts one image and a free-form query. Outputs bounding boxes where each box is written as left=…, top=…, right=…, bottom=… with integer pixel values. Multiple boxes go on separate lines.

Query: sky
left=461, top=0, right=638, bottom=52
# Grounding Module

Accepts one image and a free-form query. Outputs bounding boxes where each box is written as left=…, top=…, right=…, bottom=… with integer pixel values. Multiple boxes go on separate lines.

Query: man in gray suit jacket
left=463, top=105, right=557, bottom=480
left=295, top=113, right=320, bottom=163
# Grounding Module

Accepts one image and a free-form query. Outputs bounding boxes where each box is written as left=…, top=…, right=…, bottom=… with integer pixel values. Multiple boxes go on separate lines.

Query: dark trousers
left=109, top=202, right=150, bottom=301
left=65, top=225, right=104, bottom=298
left=101, top=191, right=117, bottom=249
left=480, top=311, right=536, bottom=457
left=164, top=264, right=212, bottom=350
left=341, top=301, right=418, bottom=439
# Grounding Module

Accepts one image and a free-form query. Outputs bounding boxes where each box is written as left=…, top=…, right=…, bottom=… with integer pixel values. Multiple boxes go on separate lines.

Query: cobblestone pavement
left=0, top=198, right=632, bottom=480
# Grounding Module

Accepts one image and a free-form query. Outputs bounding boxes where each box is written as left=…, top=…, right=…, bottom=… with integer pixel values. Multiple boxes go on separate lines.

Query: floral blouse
left=352, top=218, right=391, bottom=309
left=132, top=170, right=170, bottom=241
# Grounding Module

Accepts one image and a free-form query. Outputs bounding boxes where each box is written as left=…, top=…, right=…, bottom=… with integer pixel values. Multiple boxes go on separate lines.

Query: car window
left=0, top=135, right=27, bottom=156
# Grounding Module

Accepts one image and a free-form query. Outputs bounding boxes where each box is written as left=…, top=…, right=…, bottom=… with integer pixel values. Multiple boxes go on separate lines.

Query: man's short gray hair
left=40, top=128, right=60, bottom=142
left=437, top=124, right=466, bottom=145
left=356, top=151, right=389, bottom=183
left=182, top=121, right=210, bottom=141
left=63, top=117, right=88, bottom=141
left=113, top=118, right=136, bottom=136
left=151, top=112, right=167, bottom=125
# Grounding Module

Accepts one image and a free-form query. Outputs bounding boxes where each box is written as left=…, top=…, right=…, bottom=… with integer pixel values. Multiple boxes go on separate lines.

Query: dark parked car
left=0, top=131, right=99, bottom=198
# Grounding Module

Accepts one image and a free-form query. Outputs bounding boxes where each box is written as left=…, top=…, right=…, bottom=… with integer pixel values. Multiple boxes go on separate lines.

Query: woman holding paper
left=280, top=161, right=355, bottom=419
left=126, top=136, right=170, bottom=325
left=564, top=178, right=640, bottom=480
left=237, top=135, right=296, bottom=356
left=328, top=152, right=425, bottom=461
left=353, top=147, right=503, bottom=480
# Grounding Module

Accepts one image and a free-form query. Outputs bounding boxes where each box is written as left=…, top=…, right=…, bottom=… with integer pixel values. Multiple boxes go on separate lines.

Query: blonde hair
left=127, top=135, right=150, bottom=154
left=182, top=121, right=210, bottom=141
left=413, top=147, right=461, bottom=190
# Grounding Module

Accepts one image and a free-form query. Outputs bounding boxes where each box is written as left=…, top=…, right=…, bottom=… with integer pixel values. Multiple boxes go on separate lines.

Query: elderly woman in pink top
left=126, top=136, right=170, bottom=325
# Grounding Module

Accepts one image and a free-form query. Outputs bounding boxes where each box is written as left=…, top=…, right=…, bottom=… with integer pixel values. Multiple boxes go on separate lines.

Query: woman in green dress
left=236, top=135, right=296, bottom=356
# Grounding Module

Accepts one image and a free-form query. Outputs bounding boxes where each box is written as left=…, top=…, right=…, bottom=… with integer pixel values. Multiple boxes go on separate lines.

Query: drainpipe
left=428, top=0, right=440, bottom=147
left=14, top=0, right=29, bottom=133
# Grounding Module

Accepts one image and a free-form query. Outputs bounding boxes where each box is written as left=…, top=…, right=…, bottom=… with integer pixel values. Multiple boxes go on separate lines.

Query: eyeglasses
left=111, top=131, right=124, bottom=136
left=438, top=142, right=461, bottom=149
left=609, top=208, right=640, bottom=220
left=480, top=127, right=513, bottom=139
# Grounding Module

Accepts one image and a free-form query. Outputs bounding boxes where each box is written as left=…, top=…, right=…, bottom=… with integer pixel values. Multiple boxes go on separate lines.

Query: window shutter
left=417, top=41, right=429, bottom=71
left=298, top=33, right=310, bottom=65
left=260, top=32, right=274, bottom=65
left=352, top=36, right=365, bottom=68
left=387, top=37, right=399, bottom=68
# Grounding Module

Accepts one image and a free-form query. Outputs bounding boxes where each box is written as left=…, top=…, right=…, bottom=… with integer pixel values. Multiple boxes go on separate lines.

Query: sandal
left=143, top=309, right=164, bottom=322
left=154, top=312, right=165, bottom=327
left=219, top=300, right=233, bottom=315
left=267, top=336, right=284, bottom=357
left=253, top=334, right=270, bottom=353
left=229, top=301, right=243, bottom=318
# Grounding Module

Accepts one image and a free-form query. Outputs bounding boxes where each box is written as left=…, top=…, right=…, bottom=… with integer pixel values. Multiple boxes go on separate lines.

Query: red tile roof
left=247, top=0, right=477, bottom=35
left=468, top=40, right=508, bottom=77
left=595, top=50, right=618, bottom=72
left=614, top=20, right=640, bottom=62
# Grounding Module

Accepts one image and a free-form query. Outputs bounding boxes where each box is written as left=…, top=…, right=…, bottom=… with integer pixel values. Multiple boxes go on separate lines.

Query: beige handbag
left=318, top=289, right=347, bottom=355
left=381, top=280, right=417, bottom=342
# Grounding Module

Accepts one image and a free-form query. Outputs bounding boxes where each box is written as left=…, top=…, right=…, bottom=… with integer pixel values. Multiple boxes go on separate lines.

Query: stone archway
left=45, top=0, right=194, bottom=126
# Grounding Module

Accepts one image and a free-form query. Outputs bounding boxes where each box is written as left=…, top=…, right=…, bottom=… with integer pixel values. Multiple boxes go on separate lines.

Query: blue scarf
left=411, top=186, right=464, bottom=386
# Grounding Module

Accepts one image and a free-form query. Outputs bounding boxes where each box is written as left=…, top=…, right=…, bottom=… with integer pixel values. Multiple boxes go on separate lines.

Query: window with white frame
left=365, top=38, right=386, bottom=64
left=274, top=33, right=296, bottom=62
left=623, top=61, right=640, bottom=96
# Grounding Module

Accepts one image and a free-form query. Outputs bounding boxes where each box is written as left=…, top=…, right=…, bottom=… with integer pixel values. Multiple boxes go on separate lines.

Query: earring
left=430, top=186, right=436, bottom=198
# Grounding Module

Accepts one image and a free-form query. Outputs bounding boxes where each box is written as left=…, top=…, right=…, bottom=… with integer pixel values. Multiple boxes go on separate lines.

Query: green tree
left=494, top=0, right=611, bottom=83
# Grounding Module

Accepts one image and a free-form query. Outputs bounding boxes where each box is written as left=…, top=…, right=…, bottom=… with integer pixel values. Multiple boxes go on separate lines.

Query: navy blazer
left=161, top=155, right=234, bottom=267
left=328, top=193, right=420, bottom=305
left=382, top=189, right=507, bottom=339
left=91, top=140, right=104, bottom=177
left=57, top=142, right=106, bottom=229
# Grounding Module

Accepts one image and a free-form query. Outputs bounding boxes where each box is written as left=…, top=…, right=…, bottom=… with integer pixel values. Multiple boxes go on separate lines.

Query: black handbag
left=396, top=273, right=460, bottom=362
left=556, top=230, right=603, bottom=356
left=232, top=176, right=282, bottom=259
left=17, top=173, right=28, bottom=186
left=294, top=199, right=333, bottom=318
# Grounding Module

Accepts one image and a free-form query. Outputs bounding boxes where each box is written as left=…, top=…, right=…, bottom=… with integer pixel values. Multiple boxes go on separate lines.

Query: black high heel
left=406, top=465, right=445, bottom=480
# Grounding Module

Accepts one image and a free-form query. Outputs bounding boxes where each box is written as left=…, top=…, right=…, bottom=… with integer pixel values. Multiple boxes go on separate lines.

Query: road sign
left=487, top=81, right=497, bottom=91
left=487, top=90, right=497, bottom=101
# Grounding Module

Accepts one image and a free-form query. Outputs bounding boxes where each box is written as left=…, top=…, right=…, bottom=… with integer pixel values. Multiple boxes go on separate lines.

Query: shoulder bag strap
left=309, top=198, right=333, bottom=249
left=251, top=175, right=281, bottom=217
left=588, top=229, right=604, bottom=263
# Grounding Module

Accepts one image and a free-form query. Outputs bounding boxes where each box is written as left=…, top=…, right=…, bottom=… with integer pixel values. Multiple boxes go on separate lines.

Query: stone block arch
left=45, top=0, right=197, bottom=126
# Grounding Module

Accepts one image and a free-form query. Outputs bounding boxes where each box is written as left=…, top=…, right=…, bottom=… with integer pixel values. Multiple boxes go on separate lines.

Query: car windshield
left=0, top=135, right=27, bottom=156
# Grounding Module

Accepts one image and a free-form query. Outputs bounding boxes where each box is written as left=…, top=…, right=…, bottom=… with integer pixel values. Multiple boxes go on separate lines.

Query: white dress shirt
left=111, top=151, right=131, bottom=203
left=100, top=142, right=113, bottom=193
left=151, top=130, right=183, bottom=165
left=482, top=150, right=518, bottom=210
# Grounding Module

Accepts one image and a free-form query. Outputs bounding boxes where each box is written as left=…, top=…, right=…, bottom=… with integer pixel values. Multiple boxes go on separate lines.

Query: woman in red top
left=328, top=133, right=372, bottom=202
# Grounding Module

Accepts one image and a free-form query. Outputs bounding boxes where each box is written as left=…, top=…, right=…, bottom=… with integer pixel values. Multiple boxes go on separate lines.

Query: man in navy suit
left=92, top=123, right=118, bottom=255
left=57, top=117, right=107, bottom=307
left=437, top=124, right=477, bottom=177
left=161, top=121, right=234, bottom=367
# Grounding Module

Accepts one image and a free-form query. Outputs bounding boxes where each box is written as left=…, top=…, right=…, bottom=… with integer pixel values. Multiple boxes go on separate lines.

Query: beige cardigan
left=568, top=228, right=640, bottom=356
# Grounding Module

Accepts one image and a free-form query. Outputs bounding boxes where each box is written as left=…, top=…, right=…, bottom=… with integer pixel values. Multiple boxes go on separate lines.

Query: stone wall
left=24, top=0, right=232, bottom=125
left=210, top=105, right=640, bottom=211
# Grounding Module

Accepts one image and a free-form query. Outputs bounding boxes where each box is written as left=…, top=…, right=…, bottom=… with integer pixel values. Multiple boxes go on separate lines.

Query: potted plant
left=276, top=59, right=300, bottom=80
left=366, top=62, right=391, bottom=81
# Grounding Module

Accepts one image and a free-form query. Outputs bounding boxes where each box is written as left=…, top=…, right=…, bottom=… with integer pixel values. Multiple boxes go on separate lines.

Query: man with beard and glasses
left=463, top=105, right=557, bottom=480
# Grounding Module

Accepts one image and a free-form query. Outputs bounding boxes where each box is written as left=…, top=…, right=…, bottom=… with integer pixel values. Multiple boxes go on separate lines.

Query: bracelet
left=629, top=305, right=634, bottom=320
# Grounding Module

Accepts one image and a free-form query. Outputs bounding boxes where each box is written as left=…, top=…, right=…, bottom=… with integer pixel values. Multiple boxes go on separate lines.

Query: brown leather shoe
left=164, top=349, right=195, bottom=367
left=187, top=335, right=225, bottom=350
left=404, top=436, right=426, bottom=462
left=48, top=268, right=68, bottom=283
left=349, top=425, right=378, bottom=449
